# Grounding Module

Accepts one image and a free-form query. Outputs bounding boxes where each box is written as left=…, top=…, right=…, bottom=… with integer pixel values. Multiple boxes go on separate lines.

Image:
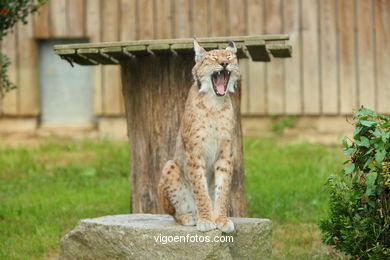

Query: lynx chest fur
left=158, top=40, right=240, bottom=233
left=181, top=90, right=235, bottom=176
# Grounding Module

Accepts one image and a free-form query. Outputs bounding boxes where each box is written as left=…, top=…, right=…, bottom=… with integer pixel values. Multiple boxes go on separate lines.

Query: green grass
left=0, top=139, right=130, bottom=260
left=244, top=138, right=346, bottom=259
left=1, top=137, right=346, bottom=259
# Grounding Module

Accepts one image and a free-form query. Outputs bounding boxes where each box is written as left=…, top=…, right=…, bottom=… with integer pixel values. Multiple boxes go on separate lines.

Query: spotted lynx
left=158, top=40, right=240, bottom=233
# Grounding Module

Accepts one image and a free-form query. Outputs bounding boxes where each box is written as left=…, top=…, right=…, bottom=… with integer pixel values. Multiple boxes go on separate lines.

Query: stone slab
left=59, top=214, right=272, bottom=260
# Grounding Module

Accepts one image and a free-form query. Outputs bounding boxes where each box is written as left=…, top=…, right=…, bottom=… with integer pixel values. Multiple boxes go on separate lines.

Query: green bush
left=320, top=108, right=390, bottom=259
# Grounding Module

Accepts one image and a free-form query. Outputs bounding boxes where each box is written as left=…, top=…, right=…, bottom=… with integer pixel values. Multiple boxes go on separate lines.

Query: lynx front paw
left=215, top=217, right=235, bottom=233
left=181, top=214, right=197, bottom=226
left=197, top=218, right=216, bottom=232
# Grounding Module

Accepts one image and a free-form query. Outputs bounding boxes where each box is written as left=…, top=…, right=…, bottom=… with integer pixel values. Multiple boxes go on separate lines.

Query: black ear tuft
left=225, top=41, right=237, bottom=54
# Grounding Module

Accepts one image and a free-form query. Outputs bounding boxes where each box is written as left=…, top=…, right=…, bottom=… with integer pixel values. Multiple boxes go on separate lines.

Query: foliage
left=271, top=116, right=297, bottom=134
left=0, top=53, right=15, bottom=95
left=320, top=107, right=390, bottom=259
left=0, top=0, right=47, bottom=97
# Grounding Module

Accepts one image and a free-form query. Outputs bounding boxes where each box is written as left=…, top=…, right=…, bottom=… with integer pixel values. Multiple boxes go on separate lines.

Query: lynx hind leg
left=158, top=160, right=197, bottom=226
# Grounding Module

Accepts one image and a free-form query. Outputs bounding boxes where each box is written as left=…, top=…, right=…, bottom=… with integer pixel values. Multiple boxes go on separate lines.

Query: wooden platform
left=52, top=35, right=292, bottom=216
left=54, top=35, right=291, bottom=65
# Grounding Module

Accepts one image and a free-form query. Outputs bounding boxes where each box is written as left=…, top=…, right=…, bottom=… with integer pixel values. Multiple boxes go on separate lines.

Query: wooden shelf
left=54, top=35, right=292, bottom=65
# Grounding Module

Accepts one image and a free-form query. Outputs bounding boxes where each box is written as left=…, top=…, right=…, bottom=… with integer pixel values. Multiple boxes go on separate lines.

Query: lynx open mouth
left=211, top=70, right=230, bottom=96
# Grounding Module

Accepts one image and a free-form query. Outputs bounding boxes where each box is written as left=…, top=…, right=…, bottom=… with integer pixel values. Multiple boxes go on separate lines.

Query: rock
left=59, top=214, right=272, bottom=260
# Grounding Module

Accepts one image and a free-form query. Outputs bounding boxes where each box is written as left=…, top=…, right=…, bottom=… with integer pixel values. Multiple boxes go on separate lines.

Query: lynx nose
left=220, top=61, right=228, bottom=68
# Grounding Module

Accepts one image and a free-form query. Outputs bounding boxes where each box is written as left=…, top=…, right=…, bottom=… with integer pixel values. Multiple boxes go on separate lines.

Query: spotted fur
left=158, top=40, right=240, bottom=233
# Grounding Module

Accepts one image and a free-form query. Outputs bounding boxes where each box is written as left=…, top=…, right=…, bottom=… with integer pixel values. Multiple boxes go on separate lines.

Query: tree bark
left=121, top=54, right=246, bottom=217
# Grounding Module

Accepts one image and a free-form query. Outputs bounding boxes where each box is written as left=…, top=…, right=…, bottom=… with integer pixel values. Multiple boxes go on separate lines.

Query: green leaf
left=367, top=200, right=375, bottom=208
left=343, top=148, right=356, bottom=156
left=382, top=132, right=390, bottom=143
left=353, top=127, right=362, bottom=138
left=363, top=157, right=374, bottom=169
left=355, top=136, right=370, bottom=147
left=360, top=120, right=376, bottom=127
left=344, top=164, right=355, bottom=174
left=342, top=136, right=348, bottom=148
left=355, top=107, right=376, bottom=118
left=365, top=172, right=377, bottom=187
left=369, top=129, right=382, bottom=138
left=375, top=149, right=386, bottom=165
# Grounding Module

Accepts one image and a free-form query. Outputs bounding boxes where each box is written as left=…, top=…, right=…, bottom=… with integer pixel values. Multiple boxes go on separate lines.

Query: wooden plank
left=265, top=0, right=284, bottom=115
left=374, top=0, right=390, bottom=114
left=155, top=0, right=172, bottom=39
left=102, top=0, right=120, bottom=42
left=17, top=18, right=39, bottom=115
left=102, top=65, right=122, bottom=114
left=247, top=0, right=266, bottom=114
left=67, top=0, right=85, bottom=37
left=209, top=0, right=227, bottom=36
left=245, top=40, right=269, bottom=61
left=228, top=0, right=246, bottom=37
left=171, top=43, right=193, bottom=53
left=33, top=2, right=50, bottom=38
left=49, top=0, right=68, bottom=37
left=338, top=0, right=357, bottom=114
left=54, top=35, right=290, bottom=50
left=86, top=0, right=103, bottom=115
left=267, top=44, right=292, bottom=58
left=125, top=45, right=149, bottom=55
left=301, top=0, right=320, bottom=114
left=319, top=0, right=338, bottom=114
left=356, top=0, right=375, bottom=110
left=120, top=0, right=137, bottom=41
left=86, top=0, right=101, bottom=42
left=1, top=30, right=19, bottom=115
left=56, top=49, right=97, bottom=65
left=192, top=0, right=209, bottom=37
left=148, top=44, right=171, bottom=54
left=138, top=0, right=154, bottom=39
left=174, top=0, right=191, bottom=38
left=53, top=35, right=292, bottom=64
left=77, top=48, right=118, bottom=64
left=283, top=0, right=301, bottom=114
left=102, top=0, right=122, bottom=115
left=54, top=39, right=294, bottom=66
left=101, top=47, right=130, bottom=60
left=200, top=43, right=219, bottom=50
left=228, top=0, right=248, bottom=114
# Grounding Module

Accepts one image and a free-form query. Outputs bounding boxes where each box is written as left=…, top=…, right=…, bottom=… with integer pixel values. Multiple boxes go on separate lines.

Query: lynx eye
left=208, top=55, right=217, bottom=61
left=227, top=55, right=236, bottom=60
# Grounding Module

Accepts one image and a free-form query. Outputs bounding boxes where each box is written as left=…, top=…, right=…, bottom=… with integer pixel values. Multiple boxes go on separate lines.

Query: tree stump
left=121, top=54, right=246, bottom=217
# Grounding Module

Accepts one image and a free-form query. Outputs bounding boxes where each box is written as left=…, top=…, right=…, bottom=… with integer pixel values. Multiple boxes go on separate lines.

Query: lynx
left=158, top=40, right=240, bottom=233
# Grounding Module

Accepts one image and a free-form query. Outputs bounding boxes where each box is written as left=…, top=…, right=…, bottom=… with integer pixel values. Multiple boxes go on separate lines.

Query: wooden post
left=121, top=54, right=247, bottom=217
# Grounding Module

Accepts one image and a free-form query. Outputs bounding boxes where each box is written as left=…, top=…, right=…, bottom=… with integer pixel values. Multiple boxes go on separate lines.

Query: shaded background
left=0, top=0, right=389, bottom=139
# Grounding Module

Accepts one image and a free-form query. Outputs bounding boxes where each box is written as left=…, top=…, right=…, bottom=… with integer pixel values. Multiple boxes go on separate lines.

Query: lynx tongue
left=214, top=73, right=225, bottom=95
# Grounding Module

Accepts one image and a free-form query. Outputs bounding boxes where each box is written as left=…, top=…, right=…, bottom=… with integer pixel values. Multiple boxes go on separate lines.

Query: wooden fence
left=1, top=0, right=389, bottom=117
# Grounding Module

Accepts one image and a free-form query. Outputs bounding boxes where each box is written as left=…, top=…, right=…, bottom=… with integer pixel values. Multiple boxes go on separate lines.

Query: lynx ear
left=226, top=41, right=237, bottom=54
left=193, top=39, right=206, bottom=62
